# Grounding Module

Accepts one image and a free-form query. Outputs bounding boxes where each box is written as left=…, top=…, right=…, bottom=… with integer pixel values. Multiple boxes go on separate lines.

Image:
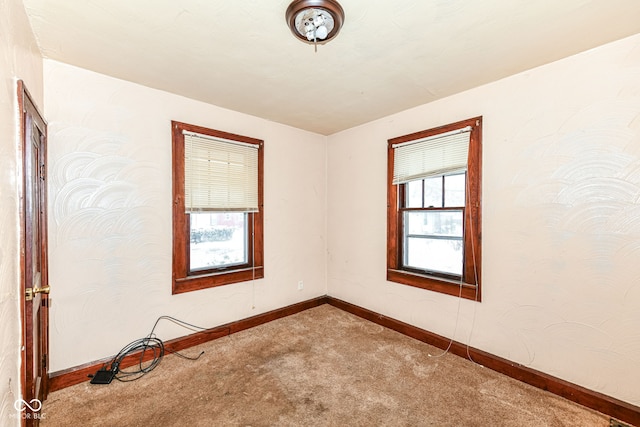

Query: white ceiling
left=22, top=0, right=640, bottom=135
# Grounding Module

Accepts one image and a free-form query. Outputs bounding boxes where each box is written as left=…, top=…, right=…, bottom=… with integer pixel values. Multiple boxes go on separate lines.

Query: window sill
left=387, top=269, right=480, bottom=301
left=173, top=266, right=264, bottom=295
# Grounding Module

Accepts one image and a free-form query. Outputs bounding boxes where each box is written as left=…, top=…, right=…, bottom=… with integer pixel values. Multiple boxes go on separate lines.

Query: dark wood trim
left=18, top=79, right=27, bottom=427
left=326, top=297, right=640, bottom=427
left=18, top=80, right=50, bottom=427
left=387, top=269, right=478, bottom=300
left=48, top=296, right=328, bottom=392
left=228, top=296, right=328, bottom=334
left=386, top=116, right=482, bottom=302
left=171, top=120, right=265, bottom=294
left=173, top=267, right=265, bottom=295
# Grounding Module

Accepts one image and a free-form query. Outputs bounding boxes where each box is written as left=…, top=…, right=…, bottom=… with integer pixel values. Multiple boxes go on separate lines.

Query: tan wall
left=43, top=60, right=328, bottom=372
left=0, top=0, right=43, bottom=424
left=327, top=34, right=640, bottom=406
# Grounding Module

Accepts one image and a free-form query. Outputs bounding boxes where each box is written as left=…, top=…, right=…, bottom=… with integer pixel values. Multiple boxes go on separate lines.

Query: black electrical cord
left=92, top=316, right=207, bottom=383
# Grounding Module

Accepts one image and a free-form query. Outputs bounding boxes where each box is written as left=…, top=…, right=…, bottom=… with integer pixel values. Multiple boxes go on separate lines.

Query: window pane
left=405, top=238, right=463, bottom=276
left=406, top=180, right=423, bottom=208
left=405, top=210, right=463, bottom=237
left=190, top=212, right=247, bottom=271
left=423, top=176, right=442, bottom=208
left=444, top=173, right=466, bottom=207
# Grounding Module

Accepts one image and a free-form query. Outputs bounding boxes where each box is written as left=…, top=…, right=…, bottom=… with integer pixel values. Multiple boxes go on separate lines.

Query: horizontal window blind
left=184, top=132, right=259, bottom=212
left=392, top=127, right=471, bottom=185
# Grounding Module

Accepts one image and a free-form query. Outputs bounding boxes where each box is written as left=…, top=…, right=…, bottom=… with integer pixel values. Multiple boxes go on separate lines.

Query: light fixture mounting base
left=285, top=0, right=345, bottom=46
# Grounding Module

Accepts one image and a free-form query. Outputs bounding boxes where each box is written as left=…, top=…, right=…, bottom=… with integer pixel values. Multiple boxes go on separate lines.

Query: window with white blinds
left=392, top=126, right=471, bottom=185
left=386, top=117, right=482, bottom=301
left=184, top=132, right=259, bottom=212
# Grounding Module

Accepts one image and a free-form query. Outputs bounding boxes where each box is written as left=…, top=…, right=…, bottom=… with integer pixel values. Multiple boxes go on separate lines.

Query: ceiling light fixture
left=286, top=0, right=345, bottom=52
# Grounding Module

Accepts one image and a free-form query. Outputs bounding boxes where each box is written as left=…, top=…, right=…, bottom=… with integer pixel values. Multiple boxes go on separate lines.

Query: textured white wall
left=44, top=60, right=327, bottom=372
left=30, top=17, right=640, bottom=411
left=0, top=0, right=43, bottom=424
left=327, top=34, right=640, bottom=406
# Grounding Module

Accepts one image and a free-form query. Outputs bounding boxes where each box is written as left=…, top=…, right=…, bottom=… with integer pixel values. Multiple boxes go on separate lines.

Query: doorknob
left=25, top=285, right=50, bottom=301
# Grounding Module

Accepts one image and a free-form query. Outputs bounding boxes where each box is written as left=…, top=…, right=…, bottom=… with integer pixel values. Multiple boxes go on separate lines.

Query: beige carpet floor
left=41, top=304, right=610, bottom=426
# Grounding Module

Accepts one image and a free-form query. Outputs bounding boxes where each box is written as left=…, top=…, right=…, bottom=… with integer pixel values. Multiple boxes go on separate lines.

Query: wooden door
left=19, top=81, right=49, bottom=426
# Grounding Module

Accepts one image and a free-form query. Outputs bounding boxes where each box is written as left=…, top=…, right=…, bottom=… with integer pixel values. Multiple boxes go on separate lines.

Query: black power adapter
left=90, top=365, right=118, bottom=384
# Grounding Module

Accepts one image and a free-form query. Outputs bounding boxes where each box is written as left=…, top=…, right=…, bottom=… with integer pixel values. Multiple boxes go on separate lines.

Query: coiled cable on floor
left=96, top=316, right=207, bottom=383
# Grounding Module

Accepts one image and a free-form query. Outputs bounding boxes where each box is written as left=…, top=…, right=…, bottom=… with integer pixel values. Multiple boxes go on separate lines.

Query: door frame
left=18, top=80, right=49, bottom=425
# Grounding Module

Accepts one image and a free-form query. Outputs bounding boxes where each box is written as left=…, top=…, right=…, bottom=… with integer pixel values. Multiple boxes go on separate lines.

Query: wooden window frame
left=172, top=121, right=264, bottom=294
left=387, top=117, right=482, bottom=301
